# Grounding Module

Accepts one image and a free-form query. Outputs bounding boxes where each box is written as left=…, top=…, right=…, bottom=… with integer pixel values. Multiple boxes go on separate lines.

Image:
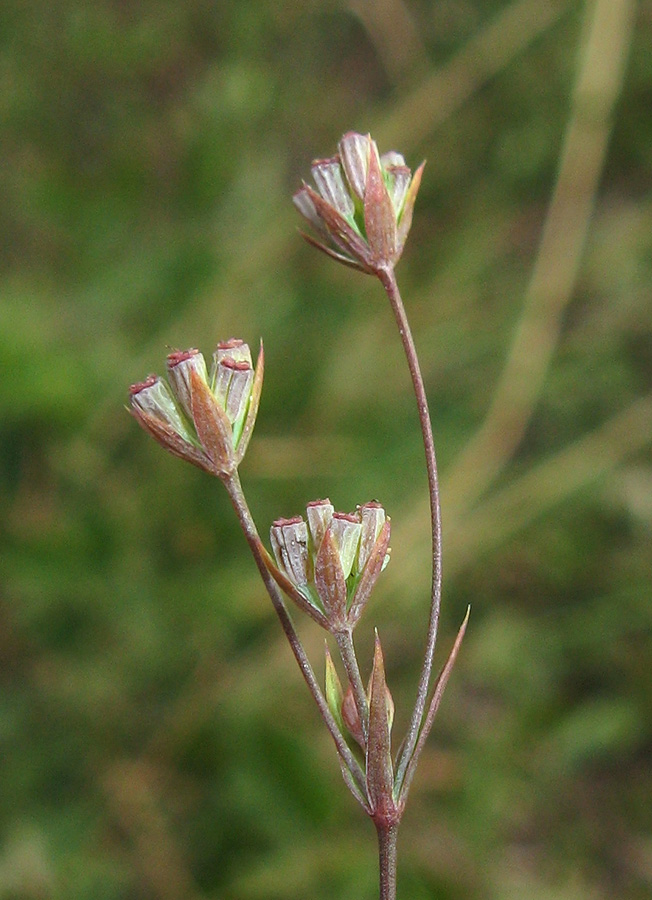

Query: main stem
left=377, top=265, right=443, bottom=793
left=222, top=469, right=367, bottom=795
left=376, top=822, right=399, bottom=900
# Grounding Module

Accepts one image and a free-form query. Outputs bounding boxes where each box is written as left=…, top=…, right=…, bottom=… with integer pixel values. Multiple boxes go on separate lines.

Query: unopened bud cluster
left=129, top=339, right=263, bottom=477
left=268, top=499, right=390, bottom=631
left=293, top=131, right=424, bottom=274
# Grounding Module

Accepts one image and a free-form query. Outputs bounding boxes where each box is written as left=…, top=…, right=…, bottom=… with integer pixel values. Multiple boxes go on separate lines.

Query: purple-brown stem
left=398, top=606, right=469, bottom=810
left=221, top=469, right=367, bottom=795
left=376, top=821, right=399, bottom=900
left=377, top=265, right=443, bottom=794
left=334, top=627, right=369, bottom=744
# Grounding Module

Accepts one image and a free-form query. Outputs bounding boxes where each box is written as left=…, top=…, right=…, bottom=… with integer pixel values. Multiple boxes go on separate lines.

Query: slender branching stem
left=377, top=265, right=443, bottom=793
left=334, top=627, right=369, bottom=743
left=398, top=606, right=469, bottom=809
left=222, top=469, right=367, bottom=794
left=376, top=822, right=399, bottom=900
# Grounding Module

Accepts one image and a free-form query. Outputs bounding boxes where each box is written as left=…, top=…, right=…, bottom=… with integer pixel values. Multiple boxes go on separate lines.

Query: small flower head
left=293, top=132, right=424, bottom=274
left=268, top=498, right=391, bottom=631
left=129, top=339, right=263, bottom=477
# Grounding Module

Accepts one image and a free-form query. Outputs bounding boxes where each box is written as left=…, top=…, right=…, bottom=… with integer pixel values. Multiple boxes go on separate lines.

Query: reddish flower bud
left=293, top=132, right=424, bottom=274
left=265, top=499, right=391, bottom=631
left=129, top=339, right=263, bottom=477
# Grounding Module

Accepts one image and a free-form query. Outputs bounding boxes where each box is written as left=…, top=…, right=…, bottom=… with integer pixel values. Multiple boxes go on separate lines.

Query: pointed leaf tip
left=397, top=607, right=470, bottom=810
left=364, top=142, right=398, bottom=265
left=314, top=527, right=347, bottom=627
left=190, top=368, right=234, bottom=474
left=235, top=339, right=264, bottom=462
left=348, top=519, right=391, bottom=626
left=366, top=632, right=397, bottom=823
left=325, top=644, right=345, bottom=734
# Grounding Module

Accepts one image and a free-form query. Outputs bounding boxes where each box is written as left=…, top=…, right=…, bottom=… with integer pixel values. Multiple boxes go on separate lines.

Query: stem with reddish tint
left=335, top=627, right=369, bottom=743
left=377, top=265, right=443, bottom=794
left=221, top=469, right=367, bottom=795
left=376, top=822, right=399, bottom=900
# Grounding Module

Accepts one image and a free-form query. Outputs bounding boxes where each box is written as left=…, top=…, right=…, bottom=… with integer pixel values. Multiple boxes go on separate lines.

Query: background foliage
left=2, top=0, right=651, bottom=898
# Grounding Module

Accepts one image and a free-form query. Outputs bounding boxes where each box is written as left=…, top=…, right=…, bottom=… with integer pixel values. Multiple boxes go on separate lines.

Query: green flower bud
left=306, top=499, right=334, bottom=554
left=130, top=375, right=194, bottom=444
left=329, top=513, right=362, bottom=580
left=356, top=501, right=387, bottom=573
left=270, top=517, right=310, bottom=588
left=166, top=349, right=209, bottom=421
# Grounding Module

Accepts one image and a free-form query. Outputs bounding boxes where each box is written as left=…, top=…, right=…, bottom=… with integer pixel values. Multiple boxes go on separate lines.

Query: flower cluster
left=129, top=339, right=263, bottom=478
left=268, top=499, right=390, bottom=631
left=293, top=131, right=424, bottom=274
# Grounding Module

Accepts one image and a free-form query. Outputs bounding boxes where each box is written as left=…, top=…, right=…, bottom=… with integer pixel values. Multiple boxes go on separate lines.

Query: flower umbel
left=268, top=499, right=391, bottom=631
left=293, top=132, right=424, bottom=274
left=129, top=339, right=263, bottom=478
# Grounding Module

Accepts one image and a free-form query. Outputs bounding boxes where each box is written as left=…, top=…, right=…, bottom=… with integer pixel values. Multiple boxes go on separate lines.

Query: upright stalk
left=376, top=822, right=399, bottom=900
left=377, top=265, right=443, bottom=792
left=335, top=627, right=369, bottom=742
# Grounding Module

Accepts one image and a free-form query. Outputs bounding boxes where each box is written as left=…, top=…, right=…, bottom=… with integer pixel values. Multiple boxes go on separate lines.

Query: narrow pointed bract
left=348, top=519, right=391, bottom=626
left=396, top=607, right=470, bottom=810
left=314, top=528, right=348, bottom=626
left=363, top=139, right=397, bottom=266
left=397, top=161, right=425, bottom=251
left=366, top=634, right=398, bottom=825
left=324, top=644, right=345, bottom=735
left=190, top=368, right=235, bottom=473
left=293, top=132, right=424, bottom=274
left=235, top=340, right=264, bottom=464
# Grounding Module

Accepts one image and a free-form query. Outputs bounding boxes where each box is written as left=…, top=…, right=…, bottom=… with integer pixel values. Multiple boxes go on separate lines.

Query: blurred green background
left=2, top=0, right=651, bottom=897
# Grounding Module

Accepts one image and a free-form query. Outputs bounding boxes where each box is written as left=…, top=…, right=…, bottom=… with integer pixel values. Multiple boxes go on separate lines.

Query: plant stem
left=377, top=265, right=442, bottom=794
left=376, top=821, right=399, bottom=900
left=222, top=469, right=367, bottom=795
left=335, top=627, right=369, bottom=743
